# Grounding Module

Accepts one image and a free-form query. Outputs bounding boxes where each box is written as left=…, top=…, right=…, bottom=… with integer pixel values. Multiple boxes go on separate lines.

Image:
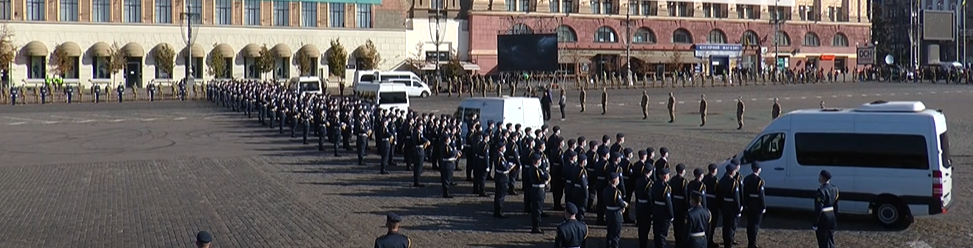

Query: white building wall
left=405, top=18, right=469, bottom=61
left=9, top=22, right=407, bottom=87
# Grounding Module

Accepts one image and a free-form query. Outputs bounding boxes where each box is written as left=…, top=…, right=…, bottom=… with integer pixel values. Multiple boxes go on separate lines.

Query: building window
left=189, top=0, right=202, bottom=24
left=62, top=57, right=79, bottom=79
left=505, top=0, right=516, bottom=11
left=708, top=29, right=727, bottom=43
left=124, top=0, right=142, bottom=23
left=549, top=0, right=559, bottom=12
left=92, top=0, right=110, bottom=22
left=425, top=51, right=449, bottom=62
left=774, top=31, right=791, bottom=46
left=216, top=0, right=232, bottom=25
left=520, top=0, right=530, bottom=12
left=245, top=57, right=259, bottom=79
left=28, top=56, right=46, bottom=79
left=639, top=1, right=657, bottom=16
left=275, top=57, right=290, bottom=79
left=804, top=32, right=820, bottom=46
left=301, top=2, right=318, bottom=27
left=245, top=0, right=261, bottom=26
left=742, top=30, right=759, bottom=46
left=633, top=28, right=656, bottom=43
left=672, top=28, right=693, bottom=43
left=155, top=0, right=172, bottom=23
left=155, top=64, right=172, bottom=79
left=274, top=1, right=289, bottom=26
left=509, top=23, right=532, bottom=34
left=0, top=0, right=10, bottom=20
left=431, top=0, right=443, bottom=10
left=832, top=33, right=849, bottom=46
left=836, top=6, right=847, bottom=22
left=668, top=2, right=691, bottom=17
left=702, top=3, right=726, bottom=18
left=769, top=6, right=790, bottom=20
left=594, top=26, right=617, bottom=43
left=590, top=0, right=600, bottom=13
left=602, top=0, right=612, bottom=14
left=562, top=0, right=573, bottom=13
left=93, top=57, right=111, bottom=79
left=827, top=6, right=835, bottom=21
left=356, top=4, right=372, bottom=28
left=329, top=3, right=345, bottom=27
left=737, top=4, right=758, bottom=19
left=556, top=25, right=577, bottom=43
left=60, top=0, right=78, bottom=21
left=26, top=0, right=45, bottom=21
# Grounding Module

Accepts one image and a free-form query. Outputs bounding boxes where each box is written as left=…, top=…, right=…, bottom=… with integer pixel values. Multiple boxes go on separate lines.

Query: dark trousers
left=570, top=188, right=588, bottom=220
left=440, top=161, right=455, bottom=196
left=357, top=134, right=368, bottom=165
left=465, top=151, right=474, bottom=180
left=301, top=120, right=310, bottom=144
left=529, top=187, right=546, bottom=230
left=494, top=175, right=509, bottom=215
left=332, top=133, right=342, bottom=156
left=472, top=161, right=487, bottom=194
left=268, top=110, right=276, bottom=128
left=673, top=210, right=688, bottom=248
left=318, top=126, right=327, bottom=151
left=559, top=104, right=566, bottom=119
left=508, top=168, right=519, bottom=194
left=412, top=150, right=425, bottom=185
left=707, top=202, right=721, bottom=246
left=687, top=236, right=708, bottom=248
left=653, top=216, right=671, bottom=248
left=595, top=182, right=607, bottom=223
left=378, top=139, right=391, bottom=173
left=746, top=210, right=763, bottom=248
left=388, top=141, right=397, bottom=165
left=636, top=204, right=652, bottom=248
left=258, top=105, right=265, bottom=124
left=815, top=212, right=836, bottom=248
left=606, top=210, right=623, bottom=248
left=278, top=112, right=285, bottom=133
left=542, top=104, right=551, bottom=120
left=623, top=180, right=636, bottom=221
left=551, top=167, right=564, bottom=209
left=523, top=183, right=533, bottom=212
left=722, top=211, right=740, bottom=248
left=290, top=116, right=298, bottom=138
left=342, top=133, right=352, bottom=150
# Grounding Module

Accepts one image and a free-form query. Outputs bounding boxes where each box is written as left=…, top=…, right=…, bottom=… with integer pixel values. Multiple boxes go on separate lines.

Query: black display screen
left=497, top=34, right=559, bottom=72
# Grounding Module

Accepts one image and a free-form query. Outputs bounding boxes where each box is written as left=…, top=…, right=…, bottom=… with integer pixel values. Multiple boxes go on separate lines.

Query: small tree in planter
left=358, top=39, right=383, bottom=71
left=206, top=44, right=228, bottom=78
left=326, top=39, right=348, bottom=95
left=108, top=42, right=127, bottom=88
left=256, top=44, right=276, bottom=80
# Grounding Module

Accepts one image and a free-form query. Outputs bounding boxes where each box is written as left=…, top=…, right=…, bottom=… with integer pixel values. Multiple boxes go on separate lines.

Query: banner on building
left=856, top=46, right=876, bottom=65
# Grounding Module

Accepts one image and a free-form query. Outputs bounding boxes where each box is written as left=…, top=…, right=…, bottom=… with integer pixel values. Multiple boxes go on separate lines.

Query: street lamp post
left=180, top=1, right=200, bottom=85
left=429, top=2, right=445, bottom=95
left=621, top=0, right=636, bottom=86
left=771, top=0, right=785, bottom=82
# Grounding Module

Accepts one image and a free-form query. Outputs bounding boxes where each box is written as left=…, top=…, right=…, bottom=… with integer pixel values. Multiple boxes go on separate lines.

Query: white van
left=454, top=97, right=544, bottom=135
left=354, top=70, right=422, bottom=85
left=287, top=76, right=324, bottom=96
left=724, top=101, right=952, bottom=228
left=355, top=83, right=410, bottom=111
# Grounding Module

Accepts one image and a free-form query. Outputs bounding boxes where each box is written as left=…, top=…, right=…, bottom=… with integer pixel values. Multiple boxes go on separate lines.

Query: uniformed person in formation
left=743, top=162, right=766, bottom=248
left=526, top=153, right=550, bottom=233
left=736, top=97, right=746, bottom=130
left=602, top=172, right=627, bottom=248
left=412, top=124, right=430, bottom=187
left=640, top=91, right=649, bottom=119
left=670, top=164, right=690, bottom=248
left=634, top=156, right=654, bottom=248
left=699, top=94, right=708, bottom=127
left=494, top=142, right=513, bottom=218
left=814, top=170, right=838, bottom=248
left=378, top=119, right=393, bottom=174
left=600, top=87, right=609, bottom=115
left=440, top=135, right=460, bottom=198
left=686, top=193, right=712, bottom=248
left=772, top=98, right=782, bottom=119
left=667, top=92, right=677, bottom=123
left=652, top=168, right=674, bottom=248
left=703, top=163, right=721, bottom=248
left=579, top=87, right=587, bottom=113
left=356, top=112, right=372, bottom=165
left=652, top=147, right=671, bottom=182
left=196, top=231, right=213, bottom=248
left=719, top=162, right=744, bottom=248
left=554, top=203, right=588, bottom=248
left=374, top=213, right=411, bottom=248
left=571, top=153, right=590, bottom=220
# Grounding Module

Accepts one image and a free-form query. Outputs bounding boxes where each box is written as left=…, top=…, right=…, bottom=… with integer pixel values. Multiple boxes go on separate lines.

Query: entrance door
left=126, top=57, right=142, bottom=88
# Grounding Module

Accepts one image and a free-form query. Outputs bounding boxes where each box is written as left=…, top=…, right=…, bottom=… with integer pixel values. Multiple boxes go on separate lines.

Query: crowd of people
left=207, top=81, right=840, bottom=248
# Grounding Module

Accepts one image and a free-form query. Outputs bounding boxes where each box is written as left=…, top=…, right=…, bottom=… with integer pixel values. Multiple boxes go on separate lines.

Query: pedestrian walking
left=667, top=92, right=676, bottom=123
left=700, top=94, right=708, bottom=126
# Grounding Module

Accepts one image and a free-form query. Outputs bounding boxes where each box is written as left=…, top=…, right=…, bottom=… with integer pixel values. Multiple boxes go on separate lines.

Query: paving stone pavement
left=0, top=82, right=971, bottom=248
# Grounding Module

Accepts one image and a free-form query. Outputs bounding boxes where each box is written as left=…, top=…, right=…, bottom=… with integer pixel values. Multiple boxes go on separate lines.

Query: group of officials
left=207, top=82, right=839, bottom=248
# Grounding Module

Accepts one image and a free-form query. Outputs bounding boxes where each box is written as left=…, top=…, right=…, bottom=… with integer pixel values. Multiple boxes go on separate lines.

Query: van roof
left=787, top=101, right=940, bottom=117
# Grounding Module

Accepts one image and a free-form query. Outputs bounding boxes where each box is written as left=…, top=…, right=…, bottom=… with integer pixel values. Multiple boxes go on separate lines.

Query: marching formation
left=207, top=82, right=840, bottom=248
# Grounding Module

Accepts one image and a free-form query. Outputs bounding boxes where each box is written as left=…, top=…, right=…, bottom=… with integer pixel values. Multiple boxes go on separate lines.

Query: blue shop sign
left=694, top=44, right=744, bottom=57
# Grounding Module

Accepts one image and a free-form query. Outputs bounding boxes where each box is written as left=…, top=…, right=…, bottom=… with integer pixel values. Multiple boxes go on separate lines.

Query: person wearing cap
left=699, top=94, right=708, bottom=126
left=548, top=126, right=566, bottom=211
left=575, top=136, right=587, bottom=156
left=570, top=153, right=590, bottom=220
left=375, top=213, right=411, bottom=248
left=439, top=134, right=460, bottom=198
left=719, top=162, right=744, bottom=248
left=494, top=142, right=513, bottom=218
left=634, top=156, right=655, bottom=248
left=579, top=87, right=587, bottom=113
left=555, top=202, right=589, bottom=248
left=814, top=170, right=838, bottom=248
left=584, top=141, right=599, bottom=210
left=667, top=92, right=676, bottom=123
left=609, top=133, right=625, bottom=155
left=599, top=135, right=612, bottom=153
left=704, top=163, right=722, bottom=248
left=465, top=122, right=482, bottom=181
left=525, top=140, right=550, bottom=213
left=653, top=147, right=671, bottom=182
left=601, top=172, right=627, bottom=248
left=743, top=161, right=766, bottom=248
left=619, top=148, right=637, bottom=224
left=593, top=148, right=612, bottom=225
left=411, top=124, right=430, bottom=187
left=525, top=153, right=550, bottom=233
left=686, top=192, right=712, bottom=248
left=505, top=134, right=523, bottom=196
left=670, top=163, right=691, bottom=248
left=561, top=150, right=578, bottom=212
left=651, top=167, right=675, bottom=248
left=736, top=96, right=746, bottom=130
left=687, top=167, right=708, bottom=214
left=472, top=133, right=491, bottom=196
left=771, top=98, right=782, bottom=120
left=644, top=147, right=656, bottom=168
left=195, top=231, right=213, bottom=248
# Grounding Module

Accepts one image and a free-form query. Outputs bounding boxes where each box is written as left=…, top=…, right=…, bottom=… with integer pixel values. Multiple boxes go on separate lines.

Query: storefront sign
left=694, top=44, right=743, bottom=58
left=821, top=55, right=836, bottom=61
left=856, top=46, right=875, bottom=65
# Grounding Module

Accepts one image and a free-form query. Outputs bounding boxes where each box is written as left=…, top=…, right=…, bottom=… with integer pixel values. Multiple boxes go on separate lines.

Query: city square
left=0, top=82, right=969, bottom=247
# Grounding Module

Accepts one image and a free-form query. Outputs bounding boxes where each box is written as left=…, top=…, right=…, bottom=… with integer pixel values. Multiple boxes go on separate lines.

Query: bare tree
left=153, top=43, right=176, bottom=79
left=256, top=44, right=276, bottom=80
left=107, top=42, right=127, bottom=87
left=403, top=42, right=426, bottom=75
left=50, top=43, right=76, bottom=81
left=0, top=24, right=15, bottom=77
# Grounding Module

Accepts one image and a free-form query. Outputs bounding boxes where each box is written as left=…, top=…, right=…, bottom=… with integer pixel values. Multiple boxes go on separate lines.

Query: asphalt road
left=0, top=82, right=970, bottom=248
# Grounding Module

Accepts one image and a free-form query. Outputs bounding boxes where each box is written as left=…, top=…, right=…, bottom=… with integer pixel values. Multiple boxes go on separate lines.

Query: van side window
left=940, top=131, right=952, bottom=168
left=361, top=75, right=375, bottom=82
left=744, top=133, right=785, bottom=163
left=795, top=133, right=929, bottom=170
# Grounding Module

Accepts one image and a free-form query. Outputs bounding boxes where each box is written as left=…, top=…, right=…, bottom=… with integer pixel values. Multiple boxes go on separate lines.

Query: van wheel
left=872, top=197, right=912, bottom=229
left=420, top=91, right=429, bottom=98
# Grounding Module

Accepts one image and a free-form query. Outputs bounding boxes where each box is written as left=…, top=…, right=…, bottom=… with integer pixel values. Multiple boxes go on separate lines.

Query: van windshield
left=361, top=75, right=375, bottom=82
left=300, top=81, right=320, bottom=92
left=941, top=131, right=952, bottom=168
left=379, top=92, right=408, bottom=104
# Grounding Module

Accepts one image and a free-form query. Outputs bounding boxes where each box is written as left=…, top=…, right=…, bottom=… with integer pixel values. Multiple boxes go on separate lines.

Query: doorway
left=126, top=57, right=142, bottom=88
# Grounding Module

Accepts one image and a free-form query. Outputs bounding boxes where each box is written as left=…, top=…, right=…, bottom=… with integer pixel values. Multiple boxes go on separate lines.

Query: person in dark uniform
left=301, top=109, right=312, bottom=144
left=554, top=203, right=589, bottom=248
left=196, top=231, right=213, bottom=248
left=379, top=119, right=393, bottom=174
left=440, top=135, right=460, bottom=198
left=318, top=107, right=328, bottom=152
left=699, top=94, right=708, bottom=127
left=703, top=163, right=721, bottom=248
left=771, top=98, right=782, bottom=120
left=571, top=153, right=590, bottom=220
left=686, top=193, right=712, bottom=248
left=356, top=112, right=371, bottom=165
left=743, top=162, right=766, bottom=248
left=653, top=147, right=670, bottom=182
left=652, top=168, right=674, bottom=248
left=719, top=163, right=743, bottom=248
left=593, top=148, right=611, bottom=225
left=634, top=156, right=654, bottom=248
left=473, top=133, right=491, bottom=196
left=526, top=153, right=550, bottom=233
left=579, top=87, right=587, bottom=112
left=814, top=170, right=838, bottom=248
left=548, top=127, right=565, bottom=210
left=602, top=172, right=627, bottom=248
left=494, top=142, right=513, bottom=218
left=687, top=168, right=708, bottom=212
left=736, top=97, right=746, bottom=130
left=600, top=87, right=608, bottom=115
left=541, top=88, right=553, bottom=121
left=620, top=148, right=636, bottom=223
left=670, top=163, right=690, bottom=248
left=412, top=125, right=429, bottom=187
left=640, top=91, right=649, bottom=119
left=667, top=92, right=676, bottom=123
left=374, top=213, right=411, bottom=248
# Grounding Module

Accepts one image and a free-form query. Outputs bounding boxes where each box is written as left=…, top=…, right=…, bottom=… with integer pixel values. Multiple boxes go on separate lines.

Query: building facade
left=469, top=0, right=872, bottom=76
left=4, top=0, right=408, bottom=88
left=401, top=0, right=477, bottom=73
